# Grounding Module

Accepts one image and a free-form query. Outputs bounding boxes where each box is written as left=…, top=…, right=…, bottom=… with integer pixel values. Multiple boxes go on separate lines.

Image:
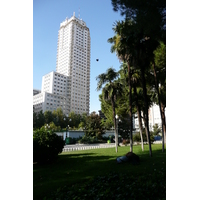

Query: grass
left=33, top=144, right=166, bottom=200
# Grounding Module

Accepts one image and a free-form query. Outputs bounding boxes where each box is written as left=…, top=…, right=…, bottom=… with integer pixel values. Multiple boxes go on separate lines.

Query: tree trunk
left=141, top=66, right=152, bottom=157
left=128, top=63, right=133, bottom=152
left=138, top=42, right=152, bottom=156
left=152, top=62, right=166, bottom=152
left=133, top=83, right=144, bottom=151
left=111, top=98, right=118, bottom=153
left=138, top=109, right=144, bottom=151
left=161, top=102, right=166, bottom=143
left=142, top=111, right=149, bottom=143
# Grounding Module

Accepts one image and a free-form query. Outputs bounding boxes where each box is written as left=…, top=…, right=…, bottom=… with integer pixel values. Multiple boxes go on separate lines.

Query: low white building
left=33, top=71, right=71, bottom=115
left=134, top=104, right=163, bottom=131
left=148, top=104, right=162, bottom=131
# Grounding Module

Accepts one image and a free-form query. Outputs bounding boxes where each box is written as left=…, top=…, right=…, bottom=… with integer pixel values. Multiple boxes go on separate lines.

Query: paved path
left=62, top=140, right=162, bottom=152
left=62, top=143, right=115, bottom=152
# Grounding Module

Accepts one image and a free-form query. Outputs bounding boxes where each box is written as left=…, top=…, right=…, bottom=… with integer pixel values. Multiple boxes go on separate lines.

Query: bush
left=66, top=137, right=79, bottom=144
left=33, top=130, right=65, bottom=163
left=132, top=133, right=141, bottom=142
left=77, top=135, right=107, bottom=144
left=133, top=131, right=155, bottom=143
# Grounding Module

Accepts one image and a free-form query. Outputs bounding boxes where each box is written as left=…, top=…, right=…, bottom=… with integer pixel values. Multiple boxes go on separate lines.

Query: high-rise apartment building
left=33, top=13, right=91, bottom=116
left=56, top=12, right=91, bottom=114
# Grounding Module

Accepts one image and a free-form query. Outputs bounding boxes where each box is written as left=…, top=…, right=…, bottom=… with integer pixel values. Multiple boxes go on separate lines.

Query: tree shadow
left=34, top=147, right=166, bottom=200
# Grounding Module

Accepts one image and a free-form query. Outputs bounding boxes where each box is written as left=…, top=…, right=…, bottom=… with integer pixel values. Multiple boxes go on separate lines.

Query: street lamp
left=64, top=116, right=72, bottom=137
left=45, top=124, right=50, bottom=131
left=115, top=114, right=121, bottom=152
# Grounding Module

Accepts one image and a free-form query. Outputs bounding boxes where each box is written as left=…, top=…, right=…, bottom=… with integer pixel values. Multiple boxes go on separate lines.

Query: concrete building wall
left=33, top=92, right=44, bottom=113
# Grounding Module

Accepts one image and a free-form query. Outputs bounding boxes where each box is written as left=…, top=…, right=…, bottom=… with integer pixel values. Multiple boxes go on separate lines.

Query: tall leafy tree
left=108, top=20, right=158, bottom=156
left=44, top=110, right=54, bottom=125
left=68, top=111, right=82, bottom=129
left=33, top=111, right=38, bottom=129
left=108, top=20, right=154, bottom=153
left=52, top=108, right=65, bottom=128
left=78, top=112, right=88, bottom=130
left=99, top=94, right=114, bottom=129
left=84, top=112, right=105, bottom=139
left=111, top=0, right=166, bottom=40
left=110, top=0, right=166, bottom=156
left=152, top=41, right=166, bottom=151
left=108, top=22, right=136, bottom=153
left=37, top=110, right=45, bottom=128
left=132, top=74, right=144, bottom=151
left=96, top=67, right=122, bottom=152
left=118, top=64, right=144, bottom=150
left=100, top=85, right=131, bottom=141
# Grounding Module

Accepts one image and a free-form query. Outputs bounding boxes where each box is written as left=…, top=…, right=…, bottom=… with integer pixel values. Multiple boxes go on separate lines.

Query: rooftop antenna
left=78, top=7, right=80, bottom=19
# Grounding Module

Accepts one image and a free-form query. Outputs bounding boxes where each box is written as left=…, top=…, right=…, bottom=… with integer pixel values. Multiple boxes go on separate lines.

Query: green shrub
left=133, top=133, right=141, bottom=142
left=133, top=131, right=155, bottom=143
left=66, top=137, right=79, bottom=144
left=77, top=135, right=108, bottom=144
left=77, top=135, right=97, bottom=144
left=33, top=130, right=65, bottom=163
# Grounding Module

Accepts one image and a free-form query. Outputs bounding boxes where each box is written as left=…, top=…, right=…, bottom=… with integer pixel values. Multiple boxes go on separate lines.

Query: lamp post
left=115, top=114, right=121, bottom=152
left=64, top=116, right=71, bottom=139
left=63, top=117, right=68, bottom=144
left=45, top=124, right=50, bottom=132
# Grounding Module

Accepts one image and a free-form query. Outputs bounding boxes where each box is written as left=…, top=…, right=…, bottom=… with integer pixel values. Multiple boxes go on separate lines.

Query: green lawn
left=33, top=144, right=166, bottom=199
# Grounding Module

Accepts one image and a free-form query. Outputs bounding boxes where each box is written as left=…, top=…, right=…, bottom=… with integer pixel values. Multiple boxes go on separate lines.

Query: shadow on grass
left=34, top=152, right=117, bottom=199
left=34, top=145, right=166, bottom=200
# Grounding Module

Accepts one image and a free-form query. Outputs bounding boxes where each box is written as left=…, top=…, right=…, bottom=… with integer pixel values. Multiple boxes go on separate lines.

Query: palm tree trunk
left=142, top=111, right=148, bottom=142
left=133, top=83, right=144, bottom=151
left=138, top=110, right=144, bottom=151
left=128, top=63, right=133, bottom=152
left=141, top=66, right=152, bottom=157
left=161, top=102, right=166, bottom=143
left=152, top=63, right=165, bottom=151
left=111, top=97, right=118, bottom=153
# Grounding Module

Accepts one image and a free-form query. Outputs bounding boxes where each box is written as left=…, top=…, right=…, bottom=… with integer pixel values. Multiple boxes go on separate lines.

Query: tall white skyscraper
left=56, top=12, right=91, bottom=114
left=33, top=13, right=91, bottom=116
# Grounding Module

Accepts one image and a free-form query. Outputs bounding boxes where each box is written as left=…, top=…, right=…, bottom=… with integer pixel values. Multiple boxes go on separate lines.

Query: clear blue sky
left=33, top=0, right=124, bottom=113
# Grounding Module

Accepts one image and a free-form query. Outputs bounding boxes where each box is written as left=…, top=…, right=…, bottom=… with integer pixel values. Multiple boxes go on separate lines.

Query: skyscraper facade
left=56, top=12, right=91, bottom=114
left=33, top=13, right=91, bottom=116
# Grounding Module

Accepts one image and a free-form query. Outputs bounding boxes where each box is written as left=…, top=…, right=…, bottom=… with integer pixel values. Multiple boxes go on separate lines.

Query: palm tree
left=152, top=41, right=166, bottom=151
left=108, top=21, right=136, bottom=152
left=96, top=67, right=123, bottom=152
left=119, top=64, right=144, bottom=151
left=111, top=0, right=166, bottom=157
left=108, top=20, right=152, bottom=153
left=132, top=73, right=144, bottom=151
